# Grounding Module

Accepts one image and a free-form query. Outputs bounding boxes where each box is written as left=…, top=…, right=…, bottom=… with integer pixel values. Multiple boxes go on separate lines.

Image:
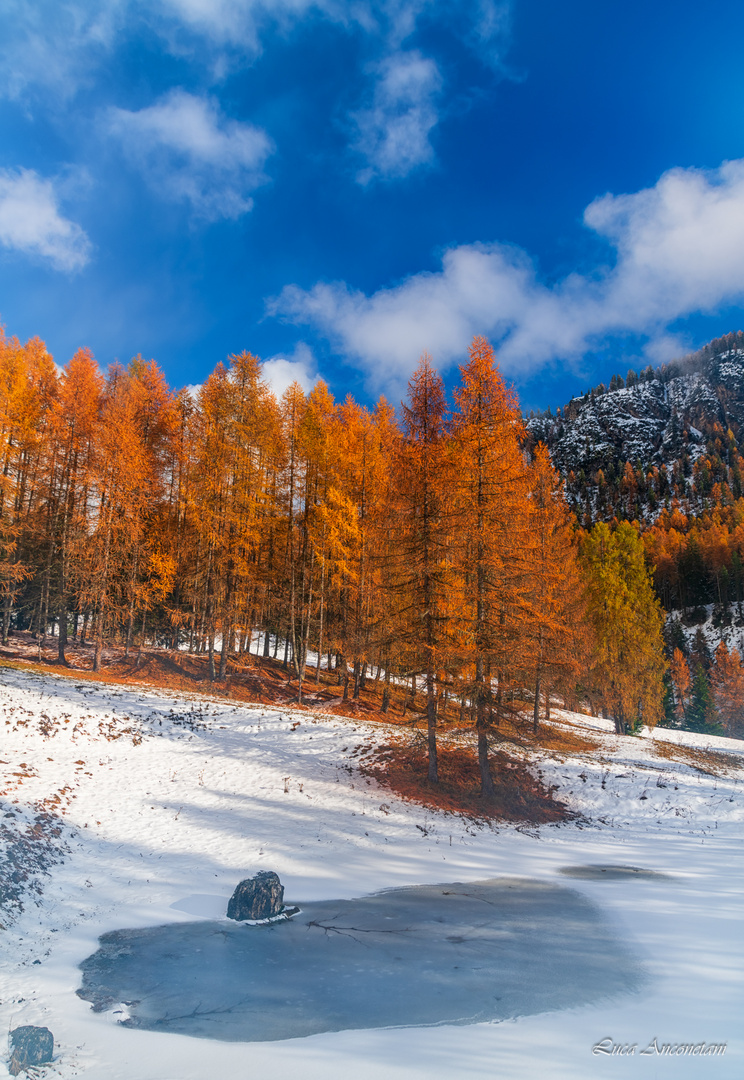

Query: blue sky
left=2, top=0, right=744, bottom=412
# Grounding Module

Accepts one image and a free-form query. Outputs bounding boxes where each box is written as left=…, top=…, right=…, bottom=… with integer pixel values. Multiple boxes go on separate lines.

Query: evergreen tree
left=690, top=627, right=712, bottom=673
left=686, top=663, right=715, bottom=732
left=660, top=670, right=678, bottom=727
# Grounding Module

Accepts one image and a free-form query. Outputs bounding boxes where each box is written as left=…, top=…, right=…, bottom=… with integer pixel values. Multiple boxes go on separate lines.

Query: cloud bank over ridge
left=272, top=159, right=744, bottom=395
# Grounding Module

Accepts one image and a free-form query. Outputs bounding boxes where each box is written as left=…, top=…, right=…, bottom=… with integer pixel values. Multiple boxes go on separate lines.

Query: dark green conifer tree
left=686, top=664, right=715, bottom=732
left=659, top=670, right=679, bottom=729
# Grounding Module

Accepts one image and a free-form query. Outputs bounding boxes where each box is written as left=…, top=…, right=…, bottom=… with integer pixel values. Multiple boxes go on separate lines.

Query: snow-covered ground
left=0, top=665, right=742, bottom=1079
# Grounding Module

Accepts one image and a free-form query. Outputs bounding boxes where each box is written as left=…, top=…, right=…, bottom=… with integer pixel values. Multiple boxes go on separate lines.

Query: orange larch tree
left=392, top=354, right=452, bottom=783
left=526, top=442, right=590, bottom=733
left=669, top=646, right=691, bottom=723
left=49, top=347, right=103, bottom=662
left=450, top=336, right=532, bottom=795
left=0, top=332, right=59, bottom=641
left=72, top=364, right=156, bottom=670
left=711, top=642, right=744, bottom=737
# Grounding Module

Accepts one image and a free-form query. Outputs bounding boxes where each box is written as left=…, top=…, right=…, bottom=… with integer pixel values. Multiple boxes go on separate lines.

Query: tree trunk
left=208, top=632, right=216, bottom=681
left=57, top=606, right=68, bottom=665
left=219, top=624, right=230, bottom=680
left=93, top=620, right=102, bottom=672
left=136, top=611, right=146, bottom=668
left=315, top=559, right=325, bottom=684
left=533, top=666, right=542, bottom=736
left=426, top=662, right=438, bottom=783
left=125, top=608, right=134, bottom=658
left=477, top=718, right=495, bottom=798
left=382, top=663, right=391, bottom=713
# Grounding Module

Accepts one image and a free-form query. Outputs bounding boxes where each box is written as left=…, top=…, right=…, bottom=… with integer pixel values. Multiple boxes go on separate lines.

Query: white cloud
left=105, top=90, right=273, bottom=220
left=0, top=0, right=126, bottom=101
left=583, top=161, right=744, bottom=323
left=0, top=3, right=511, bottom=182
left=271, top=159, right=744, bottom=396
left=261, top=342, right=319, bottom=397
left=352, top=50, right=441, bottom=183
left=160, top=1, right=450, bottom=50
left=158, top=0, right=514, bottom=70
left=0, top=168, right=90, bottom=271
left=157, top=0, right=514, bottom=137
left=0, top=1, right=370, bottom=98
left=464, top=0, right=512, bottom=64
left=159, top=0, right=348, bottom=48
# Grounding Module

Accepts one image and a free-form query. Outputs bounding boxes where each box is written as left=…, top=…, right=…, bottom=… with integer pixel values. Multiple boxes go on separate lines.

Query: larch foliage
left=394, top=353, right=452, bottom=783
left=0, top=332, right=58, bottom=639
left=51, top=347, right=103, bottom=662
left=526, top=442, right=591, bottom=732
left=580, top=521, right=667, bottom=733
left=299, top=380, right=340, bottom=685
left=74, top=363, right=163, bottom=671
left=280, top=380, right=309, bottom=690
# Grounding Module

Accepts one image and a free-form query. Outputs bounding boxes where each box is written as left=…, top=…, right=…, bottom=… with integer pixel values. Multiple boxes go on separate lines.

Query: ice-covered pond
left=77, top=877, right=644, bottom=1042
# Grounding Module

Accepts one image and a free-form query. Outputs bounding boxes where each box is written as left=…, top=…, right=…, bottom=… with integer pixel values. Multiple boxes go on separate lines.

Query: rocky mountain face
left=526, top=331, right=744, bottom=522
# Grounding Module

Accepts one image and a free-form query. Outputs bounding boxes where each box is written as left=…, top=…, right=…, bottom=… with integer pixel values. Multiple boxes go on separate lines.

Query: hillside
left=0, top=667, right=741, bottom=1078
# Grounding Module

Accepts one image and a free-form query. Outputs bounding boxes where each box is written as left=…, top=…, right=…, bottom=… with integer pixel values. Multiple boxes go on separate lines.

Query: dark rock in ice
left=226, top=871, right=284, bottom=921
left=558, top=864, right=672, bottom=881
left=77, top=877, right=645, bottom=1042
left=8, top=1026, right=54, bottom=1076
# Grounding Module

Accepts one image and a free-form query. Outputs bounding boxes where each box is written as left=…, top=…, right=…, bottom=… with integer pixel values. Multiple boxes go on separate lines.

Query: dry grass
left=0, top=636, right=363, bottom=713
left=530, top=723, right=601, bottom=756
left=651, top=739, right=744, bottom=778
left=358, top=737, right=572, bottom=824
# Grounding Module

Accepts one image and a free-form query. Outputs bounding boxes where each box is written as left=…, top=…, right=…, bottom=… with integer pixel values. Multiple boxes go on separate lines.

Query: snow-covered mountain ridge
left=526, top=332, right=744, bottom=518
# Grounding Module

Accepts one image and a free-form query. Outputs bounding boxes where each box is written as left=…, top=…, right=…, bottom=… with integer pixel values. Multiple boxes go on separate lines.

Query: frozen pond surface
left=77, top=877, right=643, bottom=1042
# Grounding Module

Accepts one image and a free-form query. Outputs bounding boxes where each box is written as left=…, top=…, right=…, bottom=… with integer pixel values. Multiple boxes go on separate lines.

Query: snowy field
left=0, top=665, right=742, bottom=1079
